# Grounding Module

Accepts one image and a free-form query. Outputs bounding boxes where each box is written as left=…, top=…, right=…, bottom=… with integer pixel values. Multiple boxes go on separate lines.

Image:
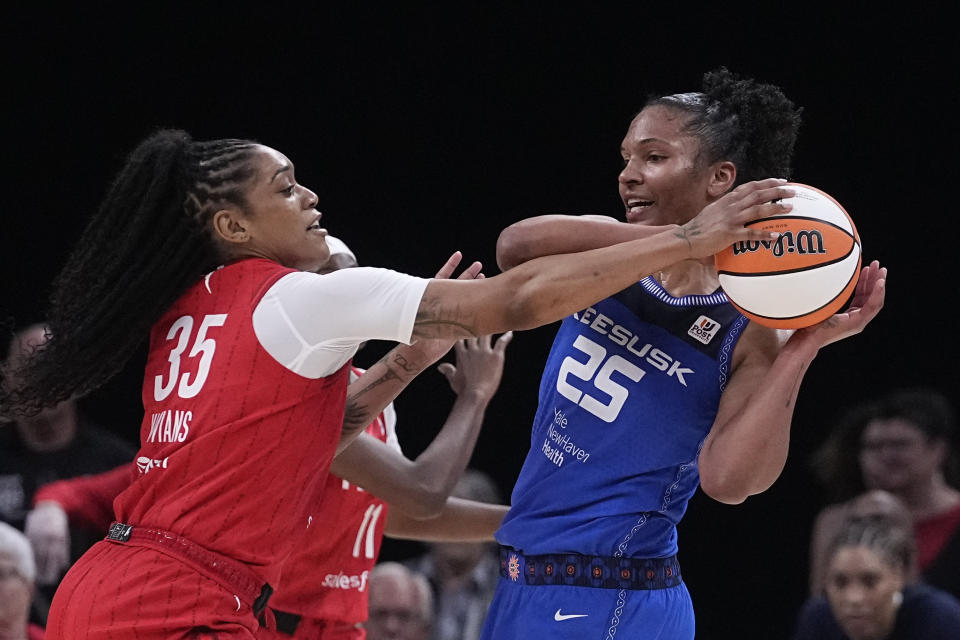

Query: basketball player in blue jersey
left=479, top=68, right=887, bottom=639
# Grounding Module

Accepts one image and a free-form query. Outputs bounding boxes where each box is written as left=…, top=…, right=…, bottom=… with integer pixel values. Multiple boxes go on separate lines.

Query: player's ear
left=211, top=208, right=250, bottom=245
left=707, top=161, right=737, bottom=198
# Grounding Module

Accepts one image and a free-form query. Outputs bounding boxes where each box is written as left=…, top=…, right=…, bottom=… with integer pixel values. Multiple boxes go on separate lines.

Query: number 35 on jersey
left=154, top=314, right=228, bottom=401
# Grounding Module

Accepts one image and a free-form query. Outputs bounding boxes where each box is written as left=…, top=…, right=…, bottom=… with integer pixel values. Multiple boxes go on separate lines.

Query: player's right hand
left=682, top=178, right=796, bottom=259
left=24, top=501, right=70, bottom=585
left=438, top=332, right=512, bottom=402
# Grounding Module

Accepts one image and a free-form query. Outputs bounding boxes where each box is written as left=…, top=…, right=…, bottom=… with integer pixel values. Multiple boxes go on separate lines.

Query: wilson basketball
left=714, top=183, right=861, bottom=329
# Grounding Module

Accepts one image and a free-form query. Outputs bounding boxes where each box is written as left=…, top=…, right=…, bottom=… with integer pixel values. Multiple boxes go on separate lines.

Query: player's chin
left=297, top=247, right=331, bottom=273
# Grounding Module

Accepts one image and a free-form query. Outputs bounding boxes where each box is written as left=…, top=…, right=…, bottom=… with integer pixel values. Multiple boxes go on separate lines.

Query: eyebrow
left=270, top=164, right=291, bottom=183
left=621, top=137, right=673, bottom=153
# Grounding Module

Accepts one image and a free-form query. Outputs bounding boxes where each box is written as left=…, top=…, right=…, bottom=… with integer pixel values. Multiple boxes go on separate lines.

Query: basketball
left=714, top=182, right=861, bottom=329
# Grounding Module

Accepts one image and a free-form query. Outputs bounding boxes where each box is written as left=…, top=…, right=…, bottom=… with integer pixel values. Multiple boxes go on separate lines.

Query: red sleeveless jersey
left=113, top=258, right=351, bottom=587
left=269, top=367, right=397, bottom=624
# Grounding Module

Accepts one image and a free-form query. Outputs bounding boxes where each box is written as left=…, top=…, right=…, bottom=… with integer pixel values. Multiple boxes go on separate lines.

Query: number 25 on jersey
left=154, top=314, right=228, bottom=401
left=557, top=335, right=645, bottom=423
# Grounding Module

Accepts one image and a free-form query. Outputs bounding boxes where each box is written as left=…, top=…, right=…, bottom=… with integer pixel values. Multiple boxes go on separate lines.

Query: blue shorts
left=479, top=550, right=694, bottom=640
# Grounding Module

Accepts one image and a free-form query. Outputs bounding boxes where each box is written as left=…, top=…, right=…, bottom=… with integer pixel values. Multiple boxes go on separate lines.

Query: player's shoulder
left=191, top=258, right=297, bottom=305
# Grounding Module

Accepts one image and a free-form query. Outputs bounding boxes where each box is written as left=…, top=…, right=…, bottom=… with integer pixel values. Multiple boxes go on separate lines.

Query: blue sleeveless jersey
left=497, top=277, right=748, bottom=559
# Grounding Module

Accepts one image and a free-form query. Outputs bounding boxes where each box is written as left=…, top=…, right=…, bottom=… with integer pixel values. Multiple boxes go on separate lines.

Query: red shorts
left=45, top=540, right=261, bottom=639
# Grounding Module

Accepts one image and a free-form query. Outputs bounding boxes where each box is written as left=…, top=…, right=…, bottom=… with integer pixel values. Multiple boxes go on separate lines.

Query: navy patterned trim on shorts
left=499, top=546, right=682, bottom=590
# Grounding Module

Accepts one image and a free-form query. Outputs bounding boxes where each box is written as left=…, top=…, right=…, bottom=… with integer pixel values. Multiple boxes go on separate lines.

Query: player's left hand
left=438, top=332, right=513, bottom=401
left=790, top=260, right=886, bottom=349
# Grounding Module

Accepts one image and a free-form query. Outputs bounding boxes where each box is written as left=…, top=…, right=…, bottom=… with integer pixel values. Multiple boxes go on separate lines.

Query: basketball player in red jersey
left=2, top=129, right=795, bottom=638
left=28, top=343, right=509, bottom=640
left=29, top=237, right=512, bottom=639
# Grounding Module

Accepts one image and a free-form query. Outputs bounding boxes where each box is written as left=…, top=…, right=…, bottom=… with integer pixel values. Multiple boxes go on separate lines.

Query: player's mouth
left=625, top=198, right=654, bottom=221
left=307, top=214, right=326, bottom=233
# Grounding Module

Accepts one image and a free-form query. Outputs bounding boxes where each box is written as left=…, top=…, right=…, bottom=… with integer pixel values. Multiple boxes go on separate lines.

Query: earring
left=892, top=590, right=903, bottom=607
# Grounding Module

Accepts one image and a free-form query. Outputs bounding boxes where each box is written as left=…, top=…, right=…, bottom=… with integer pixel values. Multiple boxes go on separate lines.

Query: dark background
left=1, top=5, right=953, bottom=638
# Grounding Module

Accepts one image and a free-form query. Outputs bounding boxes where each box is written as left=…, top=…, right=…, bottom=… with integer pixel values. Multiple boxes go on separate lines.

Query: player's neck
left=656, top=258, right=719, bottom=297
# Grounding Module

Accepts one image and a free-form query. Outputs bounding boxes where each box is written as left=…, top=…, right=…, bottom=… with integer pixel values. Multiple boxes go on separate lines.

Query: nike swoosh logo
left=554, top=609, right=589, bottom=621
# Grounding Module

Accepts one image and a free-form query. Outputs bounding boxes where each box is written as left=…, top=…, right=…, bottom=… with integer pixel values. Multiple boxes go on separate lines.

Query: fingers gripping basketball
left=715, top=183, right=862, bottom=329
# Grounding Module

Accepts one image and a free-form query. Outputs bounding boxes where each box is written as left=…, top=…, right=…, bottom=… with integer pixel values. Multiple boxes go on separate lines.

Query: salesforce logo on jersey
left=322, top=570, right=370, bottom=592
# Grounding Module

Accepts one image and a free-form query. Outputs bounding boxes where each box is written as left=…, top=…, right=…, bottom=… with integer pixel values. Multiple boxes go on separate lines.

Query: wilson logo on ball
left=732, top=230, right=826, bottom=258
left=715, top=183, right=861, bottom=329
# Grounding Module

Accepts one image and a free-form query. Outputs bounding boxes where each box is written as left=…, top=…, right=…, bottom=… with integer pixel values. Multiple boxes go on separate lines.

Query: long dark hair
left=645, top=67, right=803, bottom=185
left=1, top=129, right=260, bottom=417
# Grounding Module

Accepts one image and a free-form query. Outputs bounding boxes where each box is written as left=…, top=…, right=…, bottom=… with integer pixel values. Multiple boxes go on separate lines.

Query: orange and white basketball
left=715, top=183, right=861, bottom=329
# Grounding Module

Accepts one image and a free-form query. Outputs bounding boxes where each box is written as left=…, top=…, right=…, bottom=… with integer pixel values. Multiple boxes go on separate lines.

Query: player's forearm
left=338, top=345, right=438, bottom=454
left=397, top=392, right=492, bottom=515
left=417, top=228, right=695, bottom=341
left=332, top=391, right=490, bottom=518
left=496, top=215, right=677, bottom=271
left=384, top=497, right=508, bottom=541
left=504, top=231, right=695, bottom=330
left=341, top=394, right=491, bottom=516
left=699, top=346, right=816, bottom=504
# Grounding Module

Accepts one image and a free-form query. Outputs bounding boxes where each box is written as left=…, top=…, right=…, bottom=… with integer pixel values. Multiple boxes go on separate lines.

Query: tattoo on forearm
left=342, top=352, right=419, bottom=433
left=351, top=366, right=400, bottom=400
left=414, top=294, right=477, bottom=339
left=342, top=398, right=371, bottom=435
left=674, top=224, right=696, bottom=252
left=390, top=353, right=419, bottom=375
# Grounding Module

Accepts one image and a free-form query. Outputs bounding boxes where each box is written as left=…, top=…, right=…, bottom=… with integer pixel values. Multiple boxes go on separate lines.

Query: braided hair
left=645, top=67, right=803, bottom=185
left=827, top=514, right=916, bottom=577
left=1, top=129, right=260, bottom=417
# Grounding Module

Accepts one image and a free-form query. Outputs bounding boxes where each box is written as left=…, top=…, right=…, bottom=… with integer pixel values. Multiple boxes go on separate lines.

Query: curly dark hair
left=644, top=67, right=803, bottom=185
left=811, top=387, right=959, bottom=502
left=1, top=129, right=260, bottom=417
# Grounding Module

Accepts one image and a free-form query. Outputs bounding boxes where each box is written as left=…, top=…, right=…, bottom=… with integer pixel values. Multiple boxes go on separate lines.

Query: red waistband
left=105, top=522, right=273, bottom=616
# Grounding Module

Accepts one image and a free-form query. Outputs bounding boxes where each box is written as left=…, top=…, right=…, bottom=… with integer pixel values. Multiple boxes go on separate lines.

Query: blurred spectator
left=809, top=388, right=960, bottom=599
left=810, top=490, right=918, bottom=594
left=366, top=561, right=434, bottom=640
left=0, top=324, right=135, bottom=622
left=405, top=469, right=500, bottom=640
left=792, top=513, right=960, bottom=640
left=0, top=521, right=44, bottom=639
left=24, top=465, right=131, bottom=588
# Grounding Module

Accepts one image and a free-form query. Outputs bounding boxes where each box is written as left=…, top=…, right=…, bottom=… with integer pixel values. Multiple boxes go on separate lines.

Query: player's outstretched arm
left=495, top=178, right=794, bottom=271
left=383, top=497, right=509, bottom=542
left=333, top=333, right=511, bottom=517
left=340, top=180, right=793, bottom=449
left=496, top=214, right=671, bottom=271
left=698, top=261, right=887, bottom=504
left=413, top=179, right=795, bottom=342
